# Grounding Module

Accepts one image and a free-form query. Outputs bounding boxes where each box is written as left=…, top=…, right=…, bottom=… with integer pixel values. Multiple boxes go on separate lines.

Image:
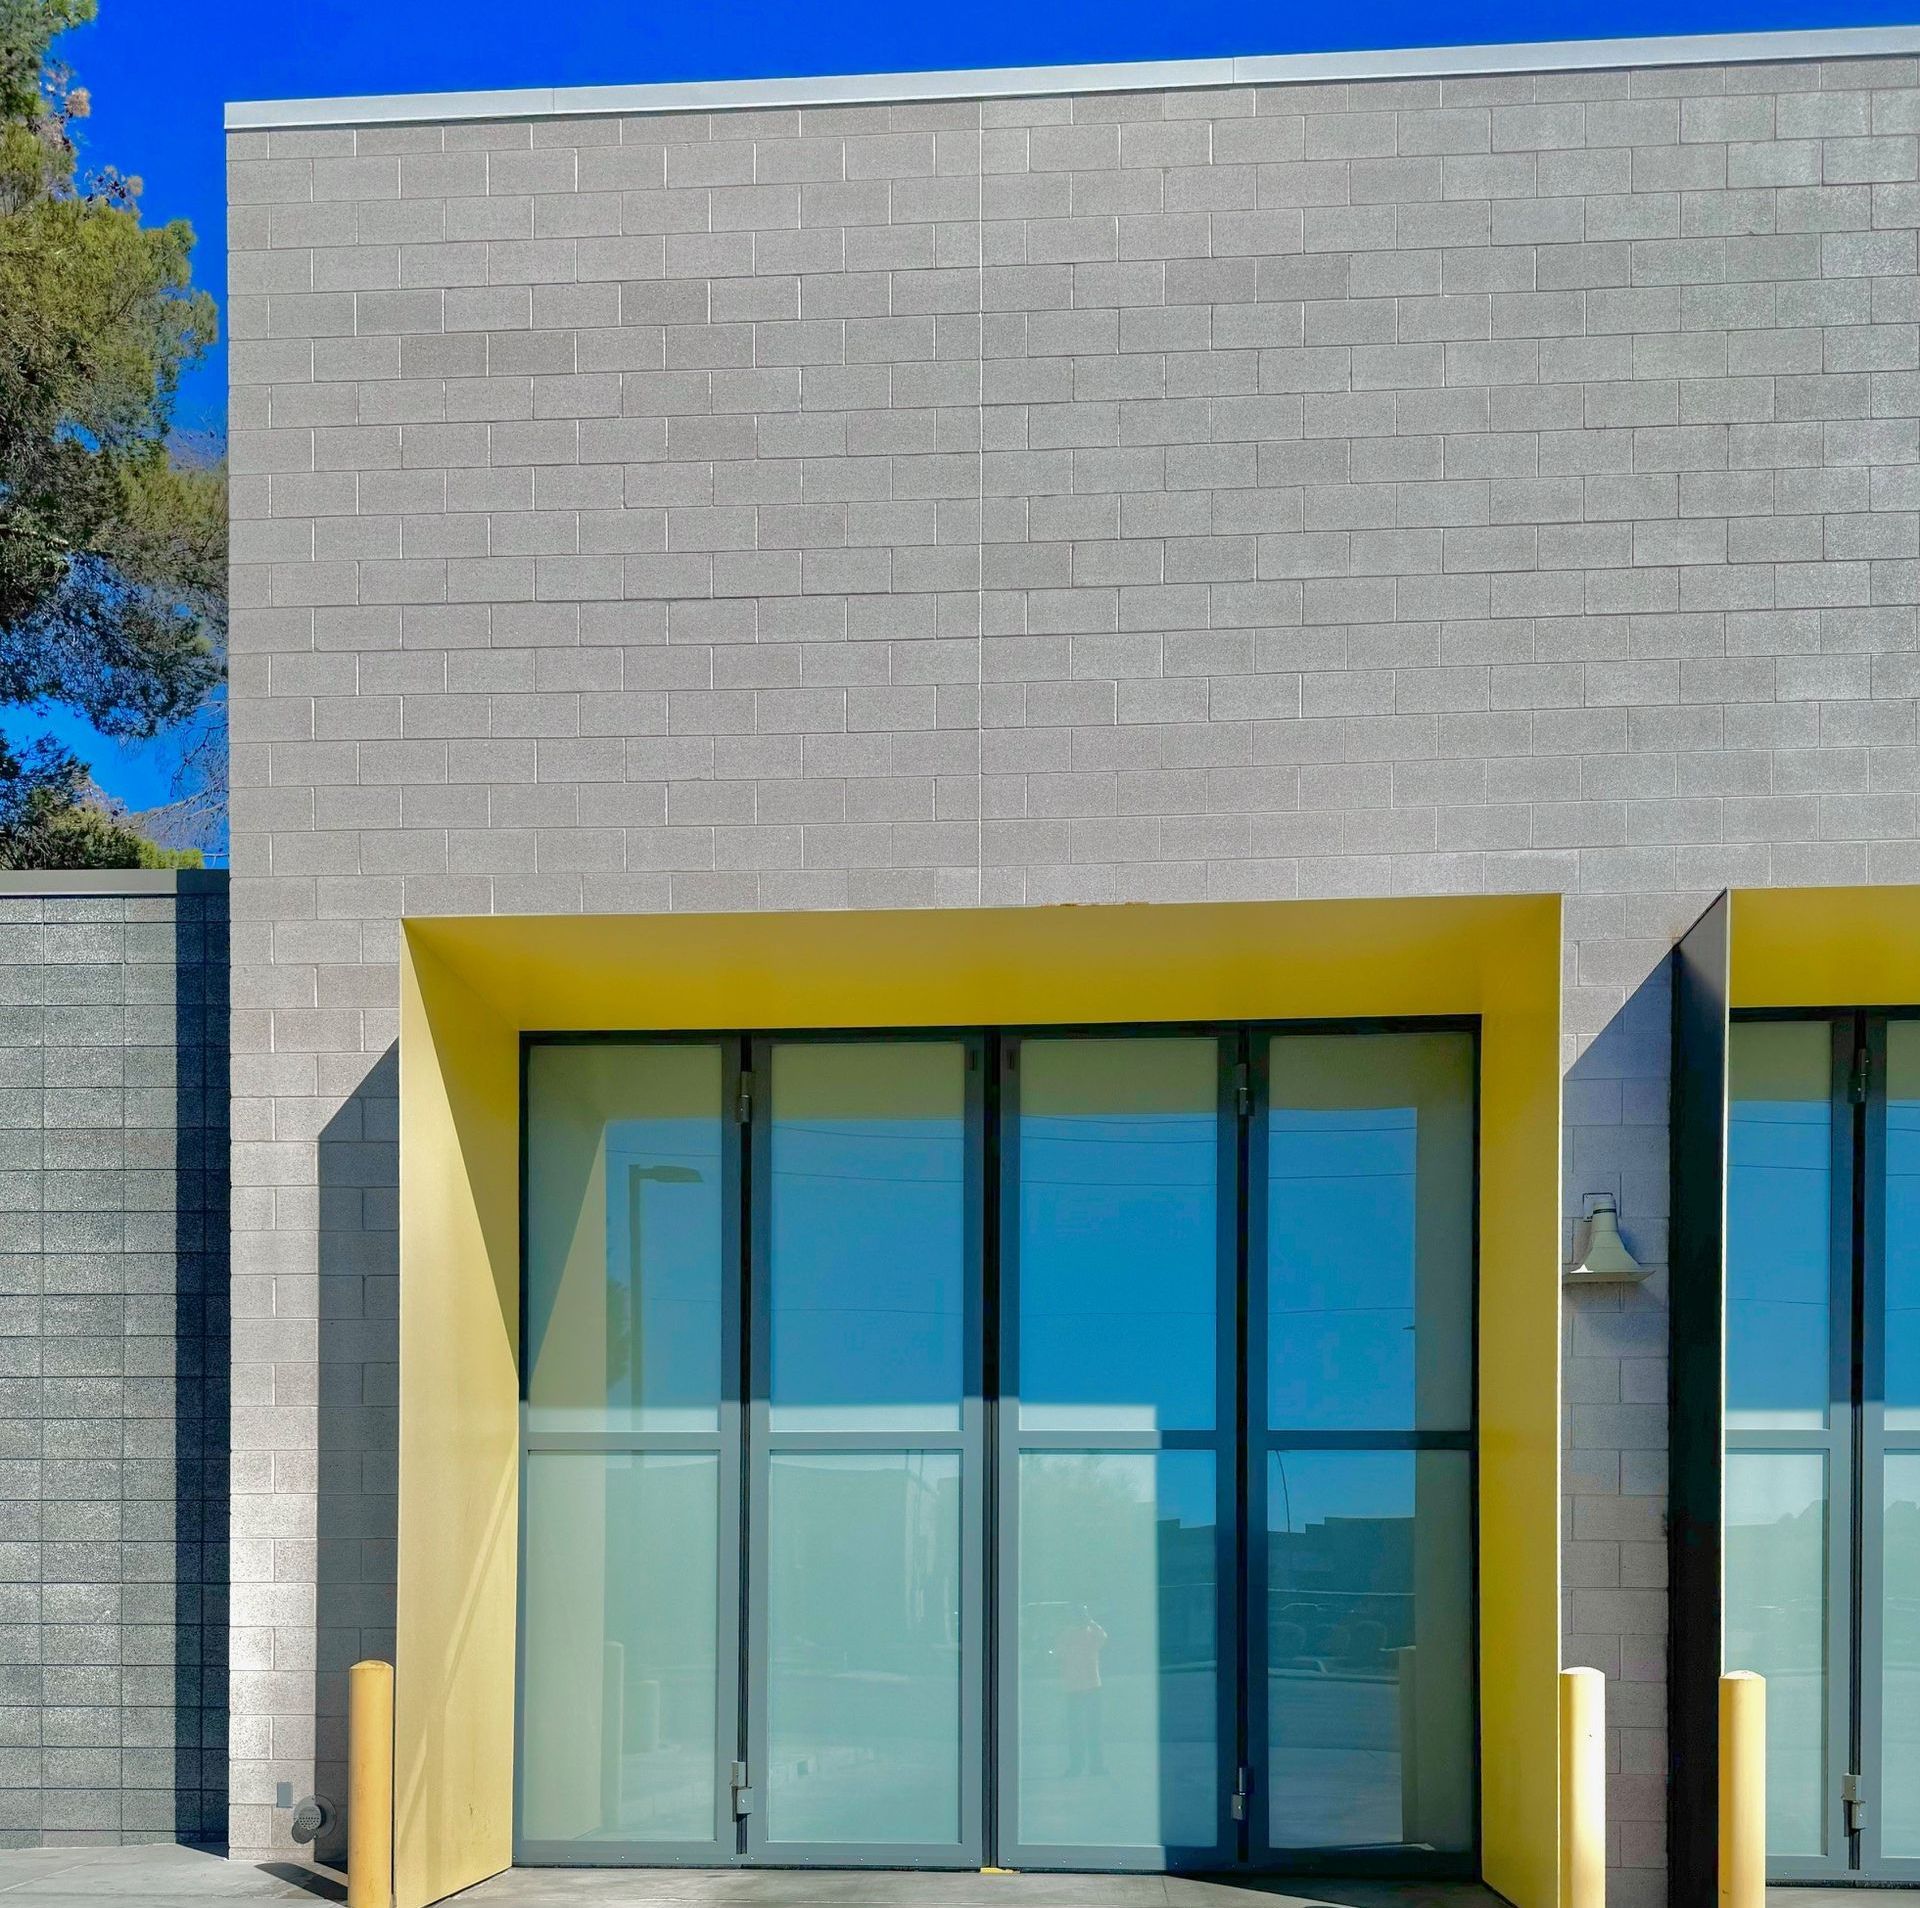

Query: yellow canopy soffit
left=407, top=893, right=1559, bottom=1029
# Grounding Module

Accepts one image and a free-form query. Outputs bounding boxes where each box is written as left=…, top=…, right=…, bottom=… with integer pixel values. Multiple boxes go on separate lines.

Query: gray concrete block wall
left=227, top=47, right=1920, bottom=1900
left=0, top=874, right=230, bottom=1847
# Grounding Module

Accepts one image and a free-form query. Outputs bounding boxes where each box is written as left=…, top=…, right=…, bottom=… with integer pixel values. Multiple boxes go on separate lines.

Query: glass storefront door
left=1251, top=1033, right=1476, bottom=1866
left=1726, top=1013, right=1920, bottom=1885
left=997, top=1036, right=1236, bottom=1868
left=748, top=1038, right=984, bottom=1864
left=518, top=1039, right=740, bottom=1863
left=516, top=1024, right=1479, bottom=1873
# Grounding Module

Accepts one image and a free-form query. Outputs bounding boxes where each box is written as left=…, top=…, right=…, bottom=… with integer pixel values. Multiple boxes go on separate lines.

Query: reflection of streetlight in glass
left=627, top=1164, right=703, bottom=1271
left=619, top=1163, right=703, bottom=1402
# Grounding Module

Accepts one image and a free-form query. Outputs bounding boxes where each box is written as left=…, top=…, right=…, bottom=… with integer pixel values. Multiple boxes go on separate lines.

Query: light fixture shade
left=1565, top=1195, right=1647, bottom=1284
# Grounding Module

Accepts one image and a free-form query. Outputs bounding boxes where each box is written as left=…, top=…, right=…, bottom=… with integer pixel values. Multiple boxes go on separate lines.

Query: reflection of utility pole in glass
left=618, top=1162, right=702, bottom=1406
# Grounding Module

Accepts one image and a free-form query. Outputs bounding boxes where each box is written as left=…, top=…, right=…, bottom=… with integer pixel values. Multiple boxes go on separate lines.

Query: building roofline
left=225, top=24, right=1920, bottom=130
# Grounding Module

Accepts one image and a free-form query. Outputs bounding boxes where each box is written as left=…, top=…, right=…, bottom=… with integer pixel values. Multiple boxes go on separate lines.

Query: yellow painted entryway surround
left=393, top=894, right=1566, bottom=1908
left=1665, top=883, right=1920, bottom=1905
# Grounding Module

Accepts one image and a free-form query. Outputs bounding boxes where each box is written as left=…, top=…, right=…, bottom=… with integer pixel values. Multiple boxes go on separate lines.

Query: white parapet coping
left=226, top=24, right=1920, bottom=130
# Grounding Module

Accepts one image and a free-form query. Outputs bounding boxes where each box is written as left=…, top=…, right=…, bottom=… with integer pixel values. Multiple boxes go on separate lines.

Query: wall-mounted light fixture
left=1565, top=1193, right=1648, bottom=1285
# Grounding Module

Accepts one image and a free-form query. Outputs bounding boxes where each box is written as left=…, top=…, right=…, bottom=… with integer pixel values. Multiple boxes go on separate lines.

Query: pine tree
left=0, top=0, right=222, bottom=869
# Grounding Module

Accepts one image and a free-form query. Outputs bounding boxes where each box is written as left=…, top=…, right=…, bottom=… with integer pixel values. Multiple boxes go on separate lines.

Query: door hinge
left=732, top=1760, right=755, bottom=1817
left=1230, top=1765, right=1252, bottom=1821
left=736, top=1070, right=754, bottom=1123
left=1234, top=1062, right=1251, bottom=1119
left=1844, top=1771, right=1867, bottom=1835
left=1850, top=1047, right=1871, bottom=1105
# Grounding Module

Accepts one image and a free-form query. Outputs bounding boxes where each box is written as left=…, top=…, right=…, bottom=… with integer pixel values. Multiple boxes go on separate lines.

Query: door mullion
left=741, top=1034, right=986, bottom=1870
left=1834, top=1013, right=1863, bottom=1879
left=737, top=1034, right=764, bottom=1861
left=1220, top=1032, right=1250, bottom=1869
left=1242, top=1028, right=1270, bottom=1869
left=991, top=1034, right=1020, bottom=1873
left=710, top=1035, right=751, bottom=1863
left=1856, top=1014, right=1887, bottom=1876
left=982, top=1029, right=1002, bottom=1870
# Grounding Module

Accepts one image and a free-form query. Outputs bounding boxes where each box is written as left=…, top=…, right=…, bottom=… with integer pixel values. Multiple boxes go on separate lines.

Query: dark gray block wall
left=0, top=872, right=230, bottom=1848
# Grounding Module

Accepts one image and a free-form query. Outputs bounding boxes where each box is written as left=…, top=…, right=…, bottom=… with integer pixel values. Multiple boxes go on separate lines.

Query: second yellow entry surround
left=394, top=894, right=1566, bottom=1908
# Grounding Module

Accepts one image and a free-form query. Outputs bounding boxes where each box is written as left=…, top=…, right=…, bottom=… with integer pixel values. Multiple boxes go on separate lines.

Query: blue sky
left=40, top=0, right=1913, bottom=813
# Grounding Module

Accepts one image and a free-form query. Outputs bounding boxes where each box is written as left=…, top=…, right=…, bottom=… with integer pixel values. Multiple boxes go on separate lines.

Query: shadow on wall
left=1558, top=949, right=1673, bottom=1884
left=312, top=1045, right=399, bottom=1868
left=172, top=884, right=230, bottom=1847
left=1563, top=954, right=1674, bottom=1283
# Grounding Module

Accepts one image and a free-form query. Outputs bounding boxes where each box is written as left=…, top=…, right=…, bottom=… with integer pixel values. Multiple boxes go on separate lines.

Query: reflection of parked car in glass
left=1268, top=1595, right=1411, bottom=1677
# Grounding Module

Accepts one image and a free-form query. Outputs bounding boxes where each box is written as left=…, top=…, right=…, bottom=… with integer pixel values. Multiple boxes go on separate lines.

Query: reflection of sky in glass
left=770, top=1047, right=966, bottom=1431
left=1269, top=1107, right=1416, bottom=1431
left=1269, top=1448, right=1422, bottom=1530
left=1727, top=1069, right=1831, bottom=1430
left=1888, top=1025, right=1920, bottom=1427
left=1144, top=1447, right=1217, bottom=1529
left=1018, top=1106, right=1217, bottom=1431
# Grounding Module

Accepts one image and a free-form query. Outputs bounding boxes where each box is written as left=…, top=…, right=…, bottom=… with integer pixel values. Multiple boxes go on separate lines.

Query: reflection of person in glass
left=1054, top=1605, right=1109, bottom=1776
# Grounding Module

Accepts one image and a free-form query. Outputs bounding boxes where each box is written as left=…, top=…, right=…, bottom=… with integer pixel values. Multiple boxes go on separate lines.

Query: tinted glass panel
left=1727, top=1022, right=1834, bottom=1432
left=1267, top=1032, right=1474, bottom=1433
left=1886, top=1023, right=1920, bottom=1429
left=1724, top=1451, right=1829, bottom=1858
left=768, top=1042, right=966, bottom=1432
left=1883, top=1455, right=1920, bottom=1860
left=1265, top=1450, right=1473, bottom=1854
left=520, top=1452, right=719, bottom=1846
left=765, top=1452, right=963, bottom=1845
left=1016, top=1451, right=1218, bottom=1851
left=1016, top=1039, right=1219, bottom=1433
left=526, top=1044, right=725, bottom=1433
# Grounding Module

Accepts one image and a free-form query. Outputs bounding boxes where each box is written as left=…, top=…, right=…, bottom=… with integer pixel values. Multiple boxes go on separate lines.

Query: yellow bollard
left=1720, top=1671, right=1766, bottom=1908
left=1561, top=1667, right=1606, bottom=1908
left=348, top=1659, right=395, bottom=1908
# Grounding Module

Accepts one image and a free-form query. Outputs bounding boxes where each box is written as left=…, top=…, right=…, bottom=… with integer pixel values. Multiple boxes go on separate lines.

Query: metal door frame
left=1725, top=1014, right=1856, bottom=1884
left=990, top=1028, right=1242, bottom=1873
left=1858, top=1012, right=1920, bottom=1883
left=1729, top=1007, right=1920, bottom=1887
left=1243, top=1024, right=1481, bottom=1879
left=515, top=1019, right=1483, bottom=1878
left=742, top=1030, right=988, bottom=1869
left=513, top=1033, right=747, bottom=1867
